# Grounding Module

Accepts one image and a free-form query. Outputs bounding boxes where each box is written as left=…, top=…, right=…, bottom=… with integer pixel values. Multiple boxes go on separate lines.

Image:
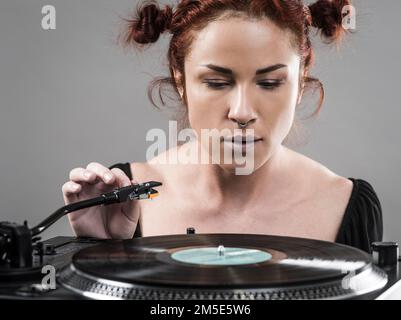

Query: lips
left=220, top=135, right=263, bottom=143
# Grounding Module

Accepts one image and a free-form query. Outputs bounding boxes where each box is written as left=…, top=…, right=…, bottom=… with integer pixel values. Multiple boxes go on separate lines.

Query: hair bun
left=308, top=0, right=351, bottom=43
left=127, top=3, right=173, bottom=45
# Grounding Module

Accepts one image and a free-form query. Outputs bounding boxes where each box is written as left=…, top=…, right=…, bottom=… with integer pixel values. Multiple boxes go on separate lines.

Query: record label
left=170, top=246, right=272, bottom=265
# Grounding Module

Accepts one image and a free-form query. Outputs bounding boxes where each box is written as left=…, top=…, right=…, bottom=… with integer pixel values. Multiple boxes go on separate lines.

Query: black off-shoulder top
left=109, top=162, right=383, bottom=253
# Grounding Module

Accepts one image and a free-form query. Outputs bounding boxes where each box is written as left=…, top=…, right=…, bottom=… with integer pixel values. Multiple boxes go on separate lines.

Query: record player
left=1, top=181, right=400, bottom=300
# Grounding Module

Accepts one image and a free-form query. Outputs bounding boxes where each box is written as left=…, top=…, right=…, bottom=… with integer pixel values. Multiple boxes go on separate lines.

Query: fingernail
left=104, top=173, right=113, bottom=182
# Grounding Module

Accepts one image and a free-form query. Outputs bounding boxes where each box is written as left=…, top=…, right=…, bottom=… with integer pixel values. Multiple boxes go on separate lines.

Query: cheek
left=261, top=84, right=298, bottom=139
left=186, top=85, right=223, bottom=130
left=187, top=106, right=214, bottom=134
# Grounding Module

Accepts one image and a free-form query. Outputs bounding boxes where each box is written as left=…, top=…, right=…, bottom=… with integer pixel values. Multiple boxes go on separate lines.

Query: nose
left=227, top=85, right=257, bottom=127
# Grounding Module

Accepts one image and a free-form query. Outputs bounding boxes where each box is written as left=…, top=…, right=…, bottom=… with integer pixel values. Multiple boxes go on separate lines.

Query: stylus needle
left=108, top=181, right=163, bottom=203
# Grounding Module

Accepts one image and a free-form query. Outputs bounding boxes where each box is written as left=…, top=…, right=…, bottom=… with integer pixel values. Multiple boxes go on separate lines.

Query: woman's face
left=179, top=15, right=302, bottom=173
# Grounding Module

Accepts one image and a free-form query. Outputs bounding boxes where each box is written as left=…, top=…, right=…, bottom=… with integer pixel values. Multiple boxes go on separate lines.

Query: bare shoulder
left=129, top=144, right=186, bottom=185
left=280, top=147, right=354, bottom=240
left=285, top=147, right=354, bottom=202
left=129, top=161, right=164, bottom=184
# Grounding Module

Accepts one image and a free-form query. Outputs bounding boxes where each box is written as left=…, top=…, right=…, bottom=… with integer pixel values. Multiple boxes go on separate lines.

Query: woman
left=62, top=0, right=382, bottom=253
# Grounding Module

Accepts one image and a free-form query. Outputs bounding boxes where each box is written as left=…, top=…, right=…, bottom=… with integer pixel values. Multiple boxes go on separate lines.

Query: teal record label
left=171, top=246, right=272, bottom=266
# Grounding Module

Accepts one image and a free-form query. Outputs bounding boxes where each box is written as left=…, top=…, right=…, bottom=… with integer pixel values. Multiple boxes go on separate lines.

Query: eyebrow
left=199, top=63, right=287, bottom=76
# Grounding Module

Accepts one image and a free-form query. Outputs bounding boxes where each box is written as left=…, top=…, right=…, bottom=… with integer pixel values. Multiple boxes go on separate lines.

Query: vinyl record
left=58, top=233, right=388, bottom=300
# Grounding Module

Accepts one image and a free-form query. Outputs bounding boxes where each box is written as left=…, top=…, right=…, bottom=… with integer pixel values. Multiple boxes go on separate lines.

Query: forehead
left=186, top=16, right=299, bottom=71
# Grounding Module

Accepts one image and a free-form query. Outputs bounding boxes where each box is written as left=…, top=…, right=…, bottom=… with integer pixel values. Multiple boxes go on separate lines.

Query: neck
left=201, top=144, right=290, bottom=211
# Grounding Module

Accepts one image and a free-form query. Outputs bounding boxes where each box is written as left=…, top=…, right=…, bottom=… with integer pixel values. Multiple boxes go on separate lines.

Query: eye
left=257, top=80, right=284, bottom=90
left=203, top=79, right=284, bottom=90
left=203, top=80, right=233, bottom=90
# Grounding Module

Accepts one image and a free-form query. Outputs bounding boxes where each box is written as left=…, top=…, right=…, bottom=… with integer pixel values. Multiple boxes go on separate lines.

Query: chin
left=211, top=142, right=264, bottom=173
left=215, top=155, right=265, bottom=176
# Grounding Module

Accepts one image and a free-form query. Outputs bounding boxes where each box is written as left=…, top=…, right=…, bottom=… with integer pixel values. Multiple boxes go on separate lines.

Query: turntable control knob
left=371, top=242, right=399, bottom=267
left=186, top=227, right=195, bottom=235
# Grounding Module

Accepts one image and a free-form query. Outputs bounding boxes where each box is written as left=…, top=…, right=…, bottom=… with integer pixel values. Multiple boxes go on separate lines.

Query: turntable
left=57, top=233, right=393, bottom=300
left=1, top=181, right=400, bottom=300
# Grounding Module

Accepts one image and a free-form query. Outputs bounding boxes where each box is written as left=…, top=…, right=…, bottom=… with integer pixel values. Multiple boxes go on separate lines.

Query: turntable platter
left=58, top=234, right=388, bottom=300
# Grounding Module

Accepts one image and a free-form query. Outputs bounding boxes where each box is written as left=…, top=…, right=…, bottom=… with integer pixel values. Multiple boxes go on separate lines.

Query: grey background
left=0, top=0, right=399, bottom=243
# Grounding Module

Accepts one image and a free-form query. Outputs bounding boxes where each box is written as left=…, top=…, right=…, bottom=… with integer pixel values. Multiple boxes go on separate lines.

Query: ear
left=173, top=69, right=184, bottom=98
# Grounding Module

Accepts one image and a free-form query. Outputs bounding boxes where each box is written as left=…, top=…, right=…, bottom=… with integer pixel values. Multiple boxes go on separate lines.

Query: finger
left=62, top=181, right=82, bottom=203
left=93, top=180, right=115, bottom=193
left=86, top=162, right=116, bottom=185
left=110, top=168, right=132, bottom=188
left=69, top=167, right=97, bottom=184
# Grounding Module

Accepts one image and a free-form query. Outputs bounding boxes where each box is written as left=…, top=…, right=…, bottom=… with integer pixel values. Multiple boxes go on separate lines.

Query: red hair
left=120, top=0, right=352, bottom=126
